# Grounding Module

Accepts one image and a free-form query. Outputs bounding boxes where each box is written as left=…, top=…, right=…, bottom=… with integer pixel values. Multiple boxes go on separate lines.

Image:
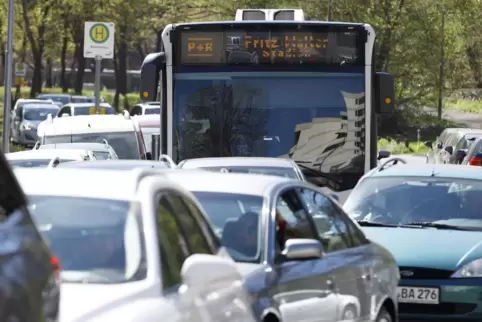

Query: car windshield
left=8, top=159, right=75, bottom=168
left=199, top=166, right=297, bottom=179
left=94, top=151, right=111, bottom=160
left=38, top=95, right=70, bottom=104
left=71, top=97, right=94, bottom=103
left=144, top=108, right=160, bottom=115
left=74, top=106, right=115, bottom=115
left=28, top=195, right=146, bottom=284
left=141, top=127, right=159, bottom=153
left=44, top=132, right=140, bottom=160
left=343, top=176, right=482, bottom=229
left=23, top=107, right=59, bottom=121
left=193, top=191, right=263, bottom=263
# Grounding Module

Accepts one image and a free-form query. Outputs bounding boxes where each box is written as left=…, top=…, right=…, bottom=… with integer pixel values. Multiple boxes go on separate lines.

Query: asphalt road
left=424, top=107, right=482, bottom=129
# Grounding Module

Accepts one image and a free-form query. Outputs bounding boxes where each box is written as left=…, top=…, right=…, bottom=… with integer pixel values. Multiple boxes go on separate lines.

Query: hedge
left=0, top=87, right=141, bottom=112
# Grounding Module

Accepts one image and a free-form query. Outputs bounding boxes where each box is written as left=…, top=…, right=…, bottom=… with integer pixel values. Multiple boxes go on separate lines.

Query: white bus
left=139, top=9, right=395, bottom=191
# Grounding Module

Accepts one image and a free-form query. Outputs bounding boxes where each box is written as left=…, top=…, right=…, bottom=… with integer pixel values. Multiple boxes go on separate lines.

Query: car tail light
left=50, top=256, right=61, bottom=281
left=469, top=155, right=482, bottom=166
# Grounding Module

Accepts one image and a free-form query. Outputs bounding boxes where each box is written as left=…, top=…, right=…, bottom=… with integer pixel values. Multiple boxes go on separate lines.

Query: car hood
left=363, top=227, right=482, bottom=270
left=60, top=282, right=155, bottom=322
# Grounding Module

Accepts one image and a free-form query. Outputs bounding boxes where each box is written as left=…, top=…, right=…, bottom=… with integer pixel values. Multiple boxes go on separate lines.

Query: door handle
left=362, top=273, right=372, bottom=281
left=326, top=278, right=335, bottom=290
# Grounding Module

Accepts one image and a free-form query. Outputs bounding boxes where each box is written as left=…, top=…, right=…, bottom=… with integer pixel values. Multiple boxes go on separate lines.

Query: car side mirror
left=444, top=146, right=453, bottom=155
left=377, top=149, right=391, bottom=160
left=146, top=152, right=152, bottom=160
left=424, top=141, right=433, bottom=149
left=436, top=142, right=443, bottom=149
left=282, top=238, right=323, bottom=260
left=181, top=254, right=241, bottom=288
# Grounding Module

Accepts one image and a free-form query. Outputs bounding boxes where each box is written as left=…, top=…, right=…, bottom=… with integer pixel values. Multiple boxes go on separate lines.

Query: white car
left=6, top=149, right=96, bottom=168
left=36, top=114, right=148, bottom=160
left=14, top=168, right=256, bottom=322
left=38, top=142, right=119, bottom=160
left=130, top=102, right=160, bottom=116
left=132, top=114, right=160, bottom=155
left=177, top=157, right=306, bottom=180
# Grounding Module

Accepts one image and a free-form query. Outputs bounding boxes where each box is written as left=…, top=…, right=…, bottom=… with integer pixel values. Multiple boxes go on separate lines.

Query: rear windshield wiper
left=295, top=161, right=342, bottom=190
left=402, top=222, right=475, bottom=231
left=356, top=220, right=399, bottom=228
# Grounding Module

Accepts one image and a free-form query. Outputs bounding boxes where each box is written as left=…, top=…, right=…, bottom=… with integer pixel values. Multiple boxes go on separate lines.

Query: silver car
left=38, top=142, right=119, bottom=160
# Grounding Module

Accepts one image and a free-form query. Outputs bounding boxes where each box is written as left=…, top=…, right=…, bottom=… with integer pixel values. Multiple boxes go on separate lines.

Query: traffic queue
left=1, top=102, right=482, bottom=321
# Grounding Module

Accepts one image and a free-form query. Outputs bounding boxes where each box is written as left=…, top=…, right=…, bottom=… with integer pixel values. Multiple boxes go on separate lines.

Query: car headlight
left=452, top=258, right=482, bottom=277
left=22, top=123, right=32, bottom=130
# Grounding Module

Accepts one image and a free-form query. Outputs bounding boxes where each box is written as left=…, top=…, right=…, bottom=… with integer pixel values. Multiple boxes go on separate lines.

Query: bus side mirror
left=139, top=52, right=166, bottom=102
left=375, top=72, right=395, bottom=114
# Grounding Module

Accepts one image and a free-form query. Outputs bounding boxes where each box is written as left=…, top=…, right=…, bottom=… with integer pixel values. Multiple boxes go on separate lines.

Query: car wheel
left=375, top=307, right=392, bottom=322
left=341, top=304, right=357, bottom=320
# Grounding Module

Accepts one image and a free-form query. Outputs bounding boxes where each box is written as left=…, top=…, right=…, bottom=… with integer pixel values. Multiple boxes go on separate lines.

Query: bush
left=0, top=86, right=140, bottom=112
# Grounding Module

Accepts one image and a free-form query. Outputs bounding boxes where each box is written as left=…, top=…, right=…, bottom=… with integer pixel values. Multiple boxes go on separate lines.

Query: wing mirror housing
left=377, top=149, right=391, bottom=160
left=424, top=141, right=433, bottom=149
left=444, top=146, right=453, bottom=155
left=436, top=142, right=443, bottom=149
left=282, top=238, right=323, bottom=260
left=181, top=254, right=241, bottom=288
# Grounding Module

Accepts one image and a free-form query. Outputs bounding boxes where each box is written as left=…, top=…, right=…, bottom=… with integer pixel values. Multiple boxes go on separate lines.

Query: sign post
left=84, top=22, right=115, bottom=113
left=2, top=0, right=14, bottom=152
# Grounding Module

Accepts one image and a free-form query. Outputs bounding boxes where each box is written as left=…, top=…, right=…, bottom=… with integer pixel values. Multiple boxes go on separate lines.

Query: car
left=71, top=95, right=104, bottom=103
left=343, top=158, right=482, bottom=321
left=36, top=93, right=72, bottom=106
left=461, top=135, right=482, bottom=166
left=443, top=131, right=482, bottom=164
left=130, top=102, right=160, bottom=116
left=56, top=159, right=171, bottom=170
left=0, top=146, right=59, bottom=321
left=132, top=114, right=160, bottom=154
left=162, top=170, right=399, bottom=322
left=424, top=128, right=468, bottom=164
left=177, top=157, right=306, bottom=180
left=6, top=149, right=97, bottom=168
left=36, top=114, right=148, bottom=160
left=56, top=103, right=115, bottom=117
left=14, top=167, right=256, bottom=322
left=38, top=142, right=119, bottom=160
left=10, top=103, right=60, bottom=147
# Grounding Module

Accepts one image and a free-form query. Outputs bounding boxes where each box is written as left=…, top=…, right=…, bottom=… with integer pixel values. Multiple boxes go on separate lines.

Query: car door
left=270, top=188, right=339, bottom=322
left=298, top=187, right=373, bottom=322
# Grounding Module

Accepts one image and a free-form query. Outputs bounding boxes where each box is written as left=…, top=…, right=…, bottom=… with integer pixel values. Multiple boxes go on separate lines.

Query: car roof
left=39, top=142, right=111, bottom=151
left=67, top=103, right=112, bottom=107
left=164, top=170, right=291, bottom=196
left=6, top=149, right=91, bottom=160
left=56, top=159, right=170, bottom=170
left=37, top=94, right=70, bottom=97
left=38, top=115, right=135, bottom=135
left=133, top=115, right=160, bottom=126
left=22, top=103, right=59, bottom=109
left=17, top=99, right=48, bottom=104
left=367, top=162, right=482, bottom=180
left=180, top=157, right=295, bottom=169
left=14, top=168, right=135, bottom=200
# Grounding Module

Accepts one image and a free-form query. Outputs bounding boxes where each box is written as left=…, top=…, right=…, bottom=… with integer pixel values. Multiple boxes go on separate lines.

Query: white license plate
left=397, top=286, right=439, bottom=304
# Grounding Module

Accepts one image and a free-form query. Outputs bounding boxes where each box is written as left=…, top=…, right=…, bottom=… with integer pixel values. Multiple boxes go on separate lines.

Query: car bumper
left=399, top=278, right=482, bottom=321
left=18, top=130, right=37, bottom=146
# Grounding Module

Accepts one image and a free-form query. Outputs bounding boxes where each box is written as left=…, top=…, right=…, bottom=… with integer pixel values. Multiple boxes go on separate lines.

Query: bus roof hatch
left=235, top=9, right=305, bottom=21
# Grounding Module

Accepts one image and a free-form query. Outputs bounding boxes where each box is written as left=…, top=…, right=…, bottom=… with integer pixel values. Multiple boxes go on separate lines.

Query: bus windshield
left=173, top=71, right=365, bottom=182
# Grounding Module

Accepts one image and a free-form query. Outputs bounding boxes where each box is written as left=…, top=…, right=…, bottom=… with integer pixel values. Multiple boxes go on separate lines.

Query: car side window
left=455, top=137, right=466, bottom=150
left=156, top=193, right=190, bottom=290
left=165, top=194, right=213, bottom=254
left=275, top=188, right=317, bottom=250
left=297, top=188, right=363, bottom=252
left=58, top=106, right=70, bottom=117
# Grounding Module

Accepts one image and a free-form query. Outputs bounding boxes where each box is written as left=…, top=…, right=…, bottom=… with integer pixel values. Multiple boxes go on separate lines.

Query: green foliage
left=377, top=139, right=429, bottom=155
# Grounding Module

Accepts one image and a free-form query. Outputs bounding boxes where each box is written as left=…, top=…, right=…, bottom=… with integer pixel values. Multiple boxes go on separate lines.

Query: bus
left=139, top=9, right=395, bottom=191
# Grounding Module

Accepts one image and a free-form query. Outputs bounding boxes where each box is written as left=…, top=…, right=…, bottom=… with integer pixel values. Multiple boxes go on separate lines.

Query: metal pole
left=94, top=55, right=102, bottom=113
left=437, top=10, right=445, bottom=120
left=2, top=0, right=14, bottom=152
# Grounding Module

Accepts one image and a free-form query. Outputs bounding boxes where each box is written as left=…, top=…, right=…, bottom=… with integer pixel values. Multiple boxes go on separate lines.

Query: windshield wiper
left=356, top=220, right=399, bottom=227
left=402, top=222, right=475, bottom=231
left=295, top=161, right=342, bottom=190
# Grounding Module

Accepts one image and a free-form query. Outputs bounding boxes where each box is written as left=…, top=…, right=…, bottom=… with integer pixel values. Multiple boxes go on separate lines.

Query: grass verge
left=445, top=99, right=482, bottom=113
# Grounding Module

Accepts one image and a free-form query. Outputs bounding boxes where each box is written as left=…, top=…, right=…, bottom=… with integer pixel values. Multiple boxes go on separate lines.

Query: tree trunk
left=60, top=35, right=69, bottom=92
left=0, top=51, right=5, bottom=85
left=74, top=40, right=85, bottom=94
left=113, top=53, right=120, bottom=110
left=30, top=55, right=43, bottom=97
left=45, top=58, right=53, bottom=88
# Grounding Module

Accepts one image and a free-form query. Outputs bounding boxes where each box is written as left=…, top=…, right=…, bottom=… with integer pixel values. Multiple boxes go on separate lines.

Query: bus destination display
left=179, top=30, right=360, bottom=65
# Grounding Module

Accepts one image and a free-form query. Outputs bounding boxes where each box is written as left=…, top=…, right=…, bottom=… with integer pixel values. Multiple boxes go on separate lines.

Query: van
left=36, top=114, right=148, bottom=160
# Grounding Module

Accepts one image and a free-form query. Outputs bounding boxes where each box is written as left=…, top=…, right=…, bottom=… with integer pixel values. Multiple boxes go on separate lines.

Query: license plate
left=397, top=286, right=439, bottom=304
left=89, top=107, right=105, bottom=115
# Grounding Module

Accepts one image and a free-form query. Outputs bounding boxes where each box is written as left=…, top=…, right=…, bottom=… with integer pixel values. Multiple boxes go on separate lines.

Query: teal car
left=343, top=159, right=482, bottom=321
